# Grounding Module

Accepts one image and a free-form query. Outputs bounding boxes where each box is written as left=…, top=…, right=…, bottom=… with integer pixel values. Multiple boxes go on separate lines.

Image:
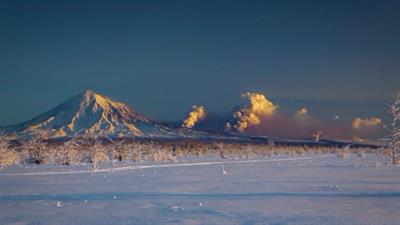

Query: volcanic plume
left=182, top=105, right=206, bottom=128
left=227, top=92, right=278, bottom=132
left=352, top=117, right=382, bottom=129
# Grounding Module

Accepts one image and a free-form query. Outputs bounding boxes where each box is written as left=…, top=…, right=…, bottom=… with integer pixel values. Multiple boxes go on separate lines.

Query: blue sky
left=0, top=0, right=399, bottom=125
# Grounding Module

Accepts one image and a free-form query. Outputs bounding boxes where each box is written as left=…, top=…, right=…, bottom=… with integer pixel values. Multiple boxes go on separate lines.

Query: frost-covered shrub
left=150, top=149, right=177, bottom=162
left=296, top=147, right=307, bottom=156
left=337, top=146, right=351, bottom=159
left=243, top=145, right=255, bottom=159
left=356, top=150, right=365, bottom=158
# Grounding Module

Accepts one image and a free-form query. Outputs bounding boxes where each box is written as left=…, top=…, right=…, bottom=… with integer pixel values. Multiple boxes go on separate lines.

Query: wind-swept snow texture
left=0, top=154, right=399, bottom=225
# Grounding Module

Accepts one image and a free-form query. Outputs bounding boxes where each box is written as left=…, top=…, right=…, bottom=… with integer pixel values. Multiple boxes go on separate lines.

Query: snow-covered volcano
left=0, top=90, right=184, bottom=139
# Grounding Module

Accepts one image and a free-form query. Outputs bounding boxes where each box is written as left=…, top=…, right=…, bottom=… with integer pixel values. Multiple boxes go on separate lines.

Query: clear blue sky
left=1, top=0, right=399, bottom=125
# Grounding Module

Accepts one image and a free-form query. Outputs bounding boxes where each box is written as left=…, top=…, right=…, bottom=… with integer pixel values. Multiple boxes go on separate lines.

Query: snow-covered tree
left=23, top=132, right=48, bottom=164
left=127, top=142, right=144, bottom=162
left=386, top=92, right=400, bottom=165
left=89, top=136, right=109, bottom=175
left=56, top=137, right=80, bottom=165
left=72, top=134, right=109, bottom=174
left=0, top=136, right=19, bottom=168
left=108, top=139, right=127, bottom=162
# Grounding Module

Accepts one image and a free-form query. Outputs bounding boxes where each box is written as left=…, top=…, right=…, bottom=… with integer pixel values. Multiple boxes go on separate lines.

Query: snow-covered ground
left=0, top=153, right=399, bottom=225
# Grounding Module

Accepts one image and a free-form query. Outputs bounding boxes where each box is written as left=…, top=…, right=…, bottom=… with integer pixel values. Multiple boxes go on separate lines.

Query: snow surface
left=0, top=154, right=399, bottom=225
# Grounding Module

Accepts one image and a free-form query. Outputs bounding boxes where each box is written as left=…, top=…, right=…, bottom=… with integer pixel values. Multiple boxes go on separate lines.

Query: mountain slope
left=0, top=90, right=183, bottom=139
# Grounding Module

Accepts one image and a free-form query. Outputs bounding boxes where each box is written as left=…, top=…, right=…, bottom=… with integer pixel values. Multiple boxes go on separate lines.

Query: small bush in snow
left=356, top=150, right=365, bottom=158
left=150, top=149, right=177, bottom=162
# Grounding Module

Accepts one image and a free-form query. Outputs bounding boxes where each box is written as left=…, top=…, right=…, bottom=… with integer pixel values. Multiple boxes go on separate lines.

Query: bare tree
left=386, top=92, right=400, bottom=165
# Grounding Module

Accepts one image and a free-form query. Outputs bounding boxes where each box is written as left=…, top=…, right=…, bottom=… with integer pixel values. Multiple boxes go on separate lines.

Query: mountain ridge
left=0, top=90, right=183, bottom=139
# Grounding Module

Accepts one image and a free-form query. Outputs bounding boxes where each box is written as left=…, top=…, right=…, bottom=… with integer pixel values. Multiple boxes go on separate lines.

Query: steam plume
left=182, top=105, right=206, bottom=128
left=351, top=117, right=382, bottom=129
left=294, top=107, right=311, bottom=123
left=231, top=92, right=278, bottom=132
left=295, top=107, right=308, bottom=117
